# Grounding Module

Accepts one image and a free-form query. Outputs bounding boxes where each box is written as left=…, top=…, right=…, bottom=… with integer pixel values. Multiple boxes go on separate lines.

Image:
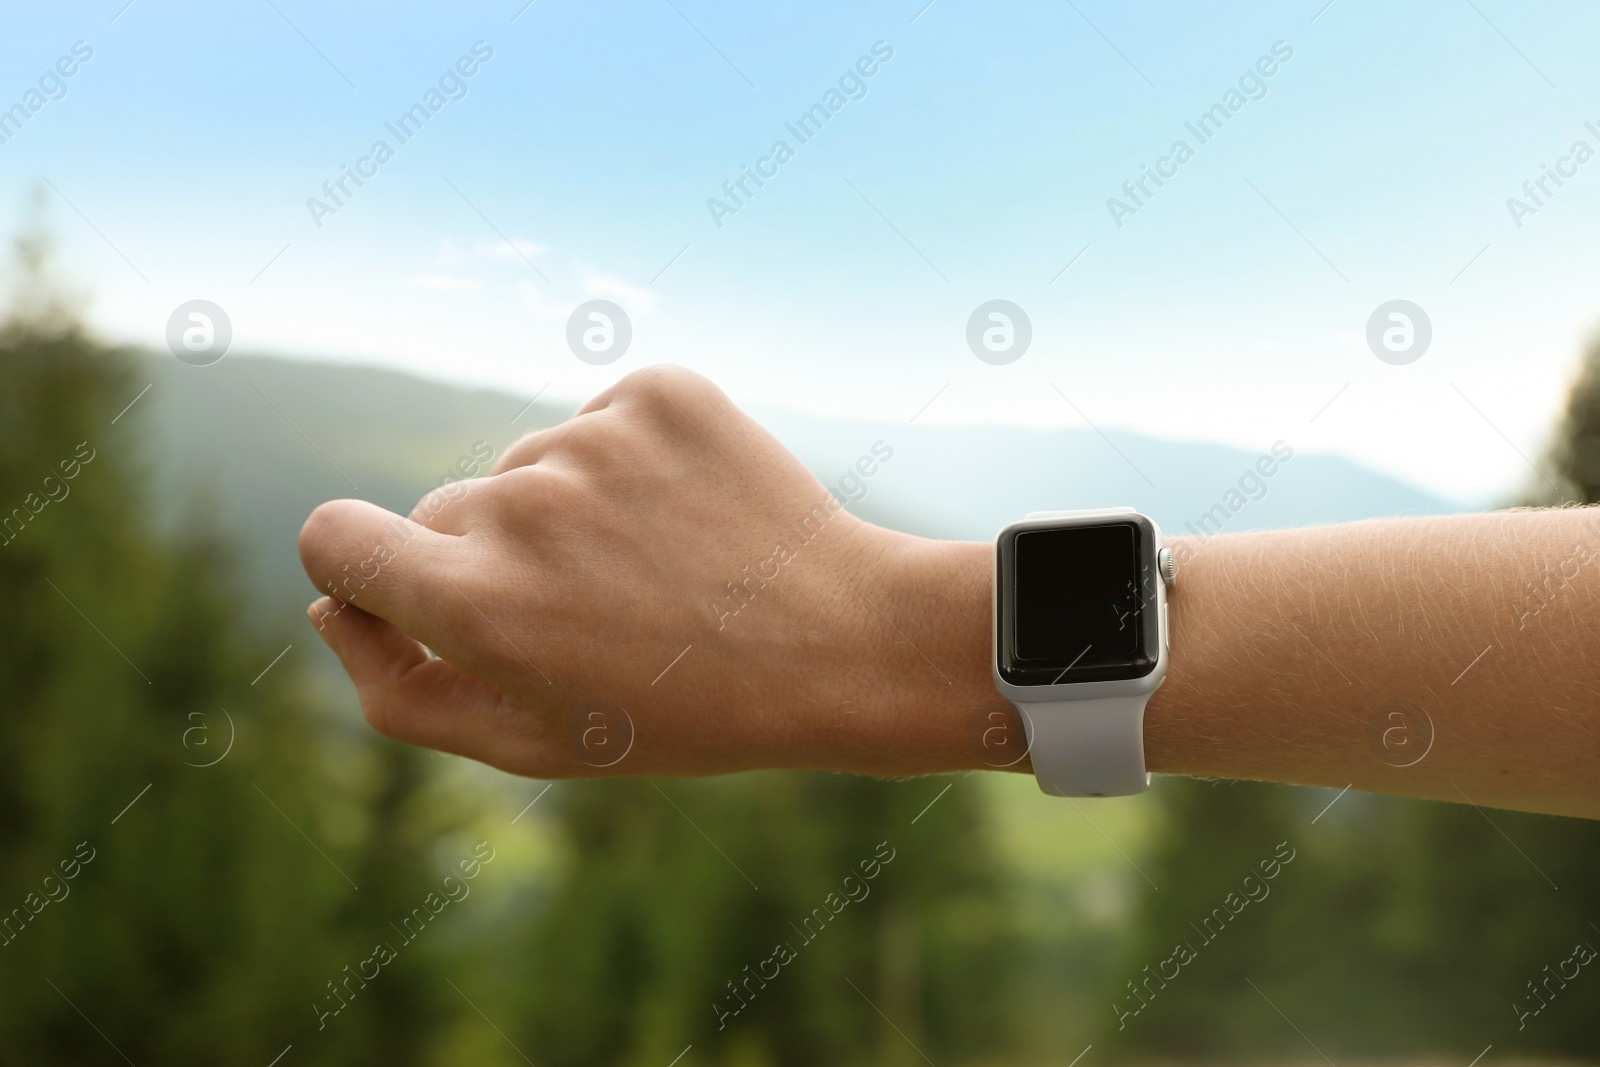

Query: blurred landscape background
left=6, top=223, right=1600, bottom=1065
left=8, top=0, right=1600, bottom=1057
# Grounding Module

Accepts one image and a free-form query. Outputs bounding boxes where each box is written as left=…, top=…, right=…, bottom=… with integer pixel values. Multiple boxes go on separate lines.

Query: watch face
left=998, top=519, right=1160, bottom=686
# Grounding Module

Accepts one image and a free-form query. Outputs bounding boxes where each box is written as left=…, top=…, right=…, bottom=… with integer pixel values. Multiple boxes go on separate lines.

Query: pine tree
left=0, top=221, right=456, bottom=1062
left=511, top=772, right=1018, bottom=1067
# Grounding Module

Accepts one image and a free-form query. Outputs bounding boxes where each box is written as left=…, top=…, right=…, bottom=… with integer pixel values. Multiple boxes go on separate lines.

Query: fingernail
left=307, top=596, right=344, bottom=644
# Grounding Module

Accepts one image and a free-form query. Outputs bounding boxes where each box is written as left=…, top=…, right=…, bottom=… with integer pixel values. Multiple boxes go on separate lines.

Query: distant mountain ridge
left=753, top=407, right=1456, bottom=543
left=126, top=352, right=1457, bottom=614
left=131, top=351, right=569, bottom=613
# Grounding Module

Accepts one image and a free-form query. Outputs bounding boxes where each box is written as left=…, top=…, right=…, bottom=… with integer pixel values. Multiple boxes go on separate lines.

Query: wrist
left=849, top=531, right=1019, bottom=776
left=1140, top=534, right=1207, bottom=778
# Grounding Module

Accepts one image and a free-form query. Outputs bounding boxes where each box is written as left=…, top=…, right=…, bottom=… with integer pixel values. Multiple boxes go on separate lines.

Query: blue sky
left=5, top=0, right=1600, bottom=502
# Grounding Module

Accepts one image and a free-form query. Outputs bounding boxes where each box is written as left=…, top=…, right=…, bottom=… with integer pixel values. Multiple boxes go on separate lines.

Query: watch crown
left=1159, top=547, right=1177, bottom=587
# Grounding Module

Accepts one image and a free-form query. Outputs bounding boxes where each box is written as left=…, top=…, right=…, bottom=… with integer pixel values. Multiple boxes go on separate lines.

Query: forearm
left=900, top=508, right=1600, bottom=819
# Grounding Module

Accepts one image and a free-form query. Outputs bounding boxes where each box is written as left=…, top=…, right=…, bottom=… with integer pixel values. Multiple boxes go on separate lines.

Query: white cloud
left=406, top=274, right=480, bottom=291
left=434, top=239, right=471, bottom=268
left=581, top=272, right=658, bottom=315
left=476, top=239, right=548, bottom=263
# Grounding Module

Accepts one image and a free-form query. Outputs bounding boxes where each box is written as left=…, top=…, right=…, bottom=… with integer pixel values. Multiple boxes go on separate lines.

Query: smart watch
left=993, top=509, right=1174, bottom=797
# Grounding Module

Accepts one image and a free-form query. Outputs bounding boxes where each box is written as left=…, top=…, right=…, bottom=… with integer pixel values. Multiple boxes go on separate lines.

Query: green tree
left=511, top=772, right=1018, bottom=1067
left=0, top=224, right=457, bottom=1063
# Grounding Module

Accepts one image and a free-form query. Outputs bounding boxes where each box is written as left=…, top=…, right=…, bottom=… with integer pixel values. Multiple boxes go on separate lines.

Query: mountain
left=754, top=409, right=1455, bottom=544
left=125, top=351, right=1456, bottom=620
left=128, top=350, right=568, bottom=618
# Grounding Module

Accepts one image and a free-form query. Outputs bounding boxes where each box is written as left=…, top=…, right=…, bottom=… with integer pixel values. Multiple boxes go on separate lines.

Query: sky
left=4, top=0, right=1600, bottom=504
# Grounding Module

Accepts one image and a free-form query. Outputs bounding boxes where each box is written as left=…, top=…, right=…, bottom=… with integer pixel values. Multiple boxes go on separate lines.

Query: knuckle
left=618, top=364, right=720, bottom=412
left=357, top=686, right=405, bottom=741
left=563, top=413, right=635, bottom=465
left=409, top=486, right=456, bottom=525
left=485, top=465, right=579, bottom=520
left=410, top=478, right=486, bottom=530
left=610, top=366, right=663, bottom=400
left=650, top=363, right=716, bottom=394
left=495, top=429, right=547, bottom=472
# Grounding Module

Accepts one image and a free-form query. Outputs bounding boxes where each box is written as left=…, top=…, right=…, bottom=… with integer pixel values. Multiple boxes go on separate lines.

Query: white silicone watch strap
left=1015, top=695, right=1152, bottom=797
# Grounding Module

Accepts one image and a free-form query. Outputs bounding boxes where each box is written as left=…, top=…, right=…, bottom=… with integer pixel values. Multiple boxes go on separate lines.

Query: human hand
left=298, top=367, right=1005, bottom=780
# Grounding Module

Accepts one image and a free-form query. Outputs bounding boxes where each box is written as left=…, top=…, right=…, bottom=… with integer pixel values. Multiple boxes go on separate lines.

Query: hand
left=298, top=367, right=1005, bottom=780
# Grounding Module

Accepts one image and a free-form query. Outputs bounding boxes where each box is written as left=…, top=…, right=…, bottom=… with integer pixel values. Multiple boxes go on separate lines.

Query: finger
left=309, top=597, right=552, bottom=773
left=299, top=498, right=461, bottom=639
left=408, top=478, right=494, bottom=535
left=492, top=422, right=576, bottom=475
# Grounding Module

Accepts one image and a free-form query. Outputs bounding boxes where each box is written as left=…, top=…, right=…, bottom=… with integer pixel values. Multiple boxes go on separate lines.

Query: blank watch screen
left=1005, top=522, right=1155, bottom=684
